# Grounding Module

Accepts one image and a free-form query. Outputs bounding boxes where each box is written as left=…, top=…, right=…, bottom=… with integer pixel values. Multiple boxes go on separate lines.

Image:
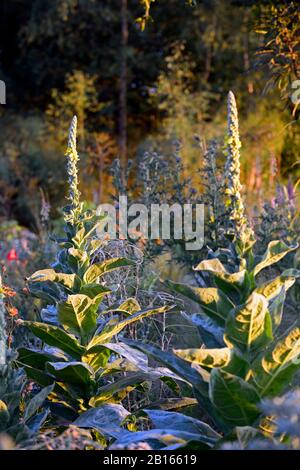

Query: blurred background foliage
left=0, top=0, right=299, bottom=229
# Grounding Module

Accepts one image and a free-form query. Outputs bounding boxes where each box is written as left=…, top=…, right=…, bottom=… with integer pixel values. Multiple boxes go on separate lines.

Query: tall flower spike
left=224, top=91, right=254, bottom=252
left=64, top=116, right=81, bottom=226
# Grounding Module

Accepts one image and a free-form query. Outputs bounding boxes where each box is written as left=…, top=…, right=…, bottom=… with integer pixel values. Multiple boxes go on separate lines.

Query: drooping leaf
left=251, top=327, right=300, bottom=398
left=58, top=294, right=97, bottom=337
left=88, top=305, right=170, bottom=347
left=209, top=368, right=260, bottom=426
left=194, top=259, right=246, bottom=286
left=73, top=403, right=130, bottom=437
left=255, top=269, right=300, bottom=301
left=83, top=258, right=135, bottom=284
left=174, top=347, right=231, bottom=369
left=125, top=340, right=208, bottom=394
left=188, top=314, right=225, bottom=348
left=101, top=298, right=141, bottom=316
left=22, top=321, right=85, bottom=359
left=144, top=409, right=221, bottom=440
left=89, top=373, right=150, bottom=406
left=18, top=347, right=66, bottom=370
left=82, top=345, right=111, bottom=373
left=28, top=269, right=80, bottom=290
left=164, top=279, right=233, bottom=325
left=46, top=361, right=95, bottom=385
left=225, top=292, right=273, bottom=354
left=24, top=384, right=54, bottom=422
left=253, top=241, right=298, bottom=277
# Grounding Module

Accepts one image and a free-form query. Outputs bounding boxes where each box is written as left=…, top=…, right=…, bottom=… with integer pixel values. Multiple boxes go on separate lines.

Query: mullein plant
left=0, top=275, right=52, bottom=445
left=126, top=92, right=300, bottom=443
left=17, top=117, right=172, bottom=431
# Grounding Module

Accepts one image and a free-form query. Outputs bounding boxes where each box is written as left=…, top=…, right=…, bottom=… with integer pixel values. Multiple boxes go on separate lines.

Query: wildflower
left=63, top=116, right=82, bottom=227
left=7, top=306, right=18, bottom=317
left=223, top=91, right=255, bottom=253
left=1, top=285, right=17, bottom=297
left=6, top=248, right=18, bottom=262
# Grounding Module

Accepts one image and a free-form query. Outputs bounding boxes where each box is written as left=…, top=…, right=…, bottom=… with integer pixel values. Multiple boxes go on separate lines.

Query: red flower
left=6, top=248, right=18, bottom=262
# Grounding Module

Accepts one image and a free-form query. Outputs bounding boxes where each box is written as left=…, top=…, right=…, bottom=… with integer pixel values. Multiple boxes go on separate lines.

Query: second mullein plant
left=18, top=117, right=173, bottom=438
left=123, top=92, right=300, bottom=447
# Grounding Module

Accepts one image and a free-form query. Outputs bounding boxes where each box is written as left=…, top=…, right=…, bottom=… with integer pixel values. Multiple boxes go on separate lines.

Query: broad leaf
left=165, top=279, right=233, bottom=325
left=22, top=321, right=85, bottom=359
left=88, top=305, right=170, bottom=347
left=46, top=361, right=94, bottom=385
left=144, top=409, right=221, bottom=440
left=83, top=258, right=135, bottom=284
left=225, top=292, right=272, bottom=354
left=255, top=269, right=300, bottom=301
left=194, top=259, right=246, bottom=286
left=28, top=269, right=80, bottom=290
left=73, top=403, right=130, bottom=437
left=58, top=294, right=97, bottom=337
left=174, top=347, right=230, bottom=369
left=89, top=373, right=150, bottom=406
left=18, top=347, right=67, bottom=370
left=209, top=368, right=260, bottom=426
left=251, top=327, right=300, bottom=397
left=253, top=241, right=298, bottom=277
left=188, top=313, right=225, bottom=348
left=24, top=384, right=54, bottom=422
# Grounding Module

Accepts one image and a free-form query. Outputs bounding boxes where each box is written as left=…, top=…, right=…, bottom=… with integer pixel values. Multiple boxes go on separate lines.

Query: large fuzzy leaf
left=24, top=384, right=54, bottom=422
left=125, top=340, right=208, bottom=395
left=251, top=327, right=300, bottom=397
left=28, top=269, right=80, bottom=290
left=82, top=346, right=111, bottom=373
left=188, top=313, right=225, bottom=348
left=22, top=321, right=85, bottom=359
left=18, top=347, right=67, bottom=370
left=83, top=258, right=135, bottom=284
left=89, top=373, right=150, bottom=406
left=144, top=409, right=221, bottom=440
left=88, top=305, right=170, bottom=347
left=194, top=259, right=246, bottom=286
left=46, top=361, right=95, bottom=385
left=174, top=347, right=230, bottom=369
left=165, top=279, right=233, bottom=325
left=209, top=368, right=260, bottom=426
left=253, top=241, right=298, bottom=277
left=255, top=269, right=300, bottom=301
left=225, top=292, right=272, bottom=354
left=101, top=298, right=141, bottom=316
left=79, top=284, right=111, bottom=300
left=58, top=294, right=97, bottom=337
left=73, top=403, right=130, bottom=438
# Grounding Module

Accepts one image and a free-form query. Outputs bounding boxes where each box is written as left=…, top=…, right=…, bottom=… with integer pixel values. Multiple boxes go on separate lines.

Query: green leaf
left=82, top=346, right=111, bottom=373
left=251, top=327, right=300, bottom=397
left=89, top=373, right=150, bottom=406
left=58, top=294, right=97, bottom=337
left=83, top=258, right=135, bottom=284
left=102, top=298, right=141, bottom=316
left=79, top=284, right=111, bottom=300
left=125, top=340, right=208, bottom=395
left=209, top=368, right=260, bottom=426
left=88, top=305, right=170, bottom=347
left=255, top=269, right=300, bottom=301
left=144, top=409, right=221, bottom=440
left=268, top=288, right=286, bottom=330
left=28, top=269, right=80, bottom=290
left=24, top=384, right=54, bottom=422
left=194, top=259, right=246, bottom=286
left=164, top=280, right=233, bottom=325
left=46, top=362, right=94, bottom=385
left=253, top=241, right=298, bottom=276
left=174, top=347, right=230, bottom=369
left=22, top=321, right=85, bottom=359
left=225, top=292, right=273, bottom=354
left=18, top=347, right=67, bottom=370
left=73, top=403, right=130, bottom=438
